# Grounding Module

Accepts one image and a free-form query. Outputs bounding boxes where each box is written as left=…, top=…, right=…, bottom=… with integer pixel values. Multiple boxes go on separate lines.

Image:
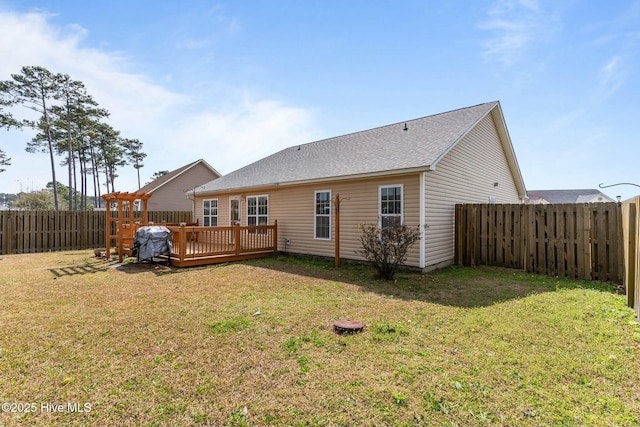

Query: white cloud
left=163, top=95, right=319, bottom=175
left=0, top=10, right=319, bottom=194
left=599, top=56, right=625, bottom=96
left=479, top=0, right=557, bottom=66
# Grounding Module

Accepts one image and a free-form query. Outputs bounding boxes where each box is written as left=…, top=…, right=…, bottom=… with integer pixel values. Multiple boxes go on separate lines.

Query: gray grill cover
left=134, top=226, right=172, bottom=261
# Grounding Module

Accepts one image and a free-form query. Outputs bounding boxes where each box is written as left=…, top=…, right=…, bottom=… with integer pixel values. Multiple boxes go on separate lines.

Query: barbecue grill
left=133, top=226, right=172, bottom=264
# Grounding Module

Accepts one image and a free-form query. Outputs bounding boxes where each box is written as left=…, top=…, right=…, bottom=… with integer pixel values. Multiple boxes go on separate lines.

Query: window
left=380, top=185, right=402, bottom=228
left=247, top=195, right=268, bottom=228
left=203, top=199, right=218, bottom=226
left=315, top=190, right=331, bottom=239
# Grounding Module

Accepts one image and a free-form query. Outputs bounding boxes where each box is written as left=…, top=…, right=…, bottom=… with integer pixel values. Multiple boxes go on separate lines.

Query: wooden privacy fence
left=0, top=210, right=192, bottom=255
left=622, top=197, right=640, bottom=318
left=455, top=203, right=623, bottom=283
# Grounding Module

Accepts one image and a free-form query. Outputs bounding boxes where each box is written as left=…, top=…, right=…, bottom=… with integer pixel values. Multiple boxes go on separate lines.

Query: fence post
left=623, top=201, right=636, bottom=308
left=582, top=204, right=593, bottom=280
left=632, top=196, right=640, bottom=318
left=454, top=205, right=463, bottom=265
left=2, top=212, right=13, bottom=254
left=615, top=203, right=625, bottom=284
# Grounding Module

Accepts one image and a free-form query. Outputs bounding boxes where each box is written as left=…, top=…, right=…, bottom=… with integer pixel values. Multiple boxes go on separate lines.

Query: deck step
left=170, top=251, right=277, bottom=267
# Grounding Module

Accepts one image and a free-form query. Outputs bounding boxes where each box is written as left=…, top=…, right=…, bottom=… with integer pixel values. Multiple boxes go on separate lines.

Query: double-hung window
left=203, top=199, right=218, bottom=226
left=380, top=185, right=403, bottom=229
left=247, top=195, right=268, bottom=232
left=314, top=190, right=331, bottom=240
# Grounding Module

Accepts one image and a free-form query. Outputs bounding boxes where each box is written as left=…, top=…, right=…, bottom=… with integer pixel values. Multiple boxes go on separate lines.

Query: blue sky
left=0, top=0, right=639, bottom=200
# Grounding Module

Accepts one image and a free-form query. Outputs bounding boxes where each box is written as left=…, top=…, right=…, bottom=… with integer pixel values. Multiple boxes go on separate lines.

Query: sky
left=0, top=0, right=639, bottom=201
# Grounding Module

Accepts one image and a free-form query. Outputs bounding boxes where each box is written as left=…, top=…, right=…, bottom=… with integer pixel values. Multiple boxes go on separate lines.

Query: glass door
left=230, top=198, right=241, bottom=244
left=230, top=198, right=241, bottom=225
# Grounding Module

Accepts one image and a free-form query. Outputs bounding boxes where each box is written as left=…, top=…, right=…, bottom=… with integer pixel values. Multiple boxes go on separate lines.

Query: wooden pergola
left=102, top=191, right=153, bottom=263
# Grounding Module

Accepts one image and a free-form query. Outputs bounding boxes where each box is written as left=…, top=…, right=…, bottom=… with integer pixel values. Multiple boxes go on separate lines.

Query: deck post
left=104, top=201, right=111, bottom=258
left=234, top=224, right=241, bottom=255
left=179, top=224, right=187, bottom=262
left=142, top=198, right=149, bottom=225
left=117, top=202, right=124, bottom=263
left=273, top=220, right=278, bottom=253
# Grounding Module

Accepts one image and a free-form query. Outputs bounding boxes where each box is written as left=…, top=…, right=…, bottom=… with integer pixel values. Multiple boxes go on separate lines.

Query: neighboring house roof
left=525, top=189, right=616, bottom=204
left=195, top=101, right=526, bottom=197
left=138, top=159, right=221, bottom=193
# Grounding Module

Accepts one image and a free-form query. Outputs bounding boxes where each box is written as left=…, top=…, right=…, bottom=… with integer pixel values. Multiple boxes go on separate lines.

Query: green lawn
left=0, top=251, right=639, bottom=426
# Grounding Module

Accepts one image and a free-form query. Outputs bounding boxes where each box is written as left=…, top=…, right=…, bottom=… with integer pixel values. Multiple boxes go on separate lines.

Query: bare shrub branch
left=356, top=217, right=422, bottom=280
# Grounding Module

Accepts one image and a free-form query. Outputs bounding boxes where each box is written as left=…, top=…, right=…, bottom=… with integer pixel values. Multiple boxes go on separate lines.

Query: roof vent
left=403, top=123, right=408, bottom=131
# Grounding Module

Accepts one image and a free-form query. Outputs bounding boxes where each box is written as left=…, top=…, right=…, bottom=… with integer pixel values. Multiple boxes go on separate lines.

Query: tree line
left=0, top=65, right=147, bottom=211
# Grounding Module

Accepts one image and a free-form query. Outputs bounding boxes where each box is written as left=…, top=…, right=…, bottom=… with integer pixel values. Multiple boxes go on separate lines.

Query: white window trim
left=379, top=184, right=404, bottom=228
left=203, top=198, right=219, bottom=227
left=314, top=190, right=332, bottom=240
left=246, top=194, right=269, bottom=226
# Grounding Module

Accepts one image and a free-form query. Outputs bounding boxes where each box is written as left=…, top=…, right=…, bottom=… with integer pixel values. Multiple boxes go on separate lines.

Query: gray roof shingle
left=196, top=102, right=499, bottom=193
left=526, top=189, right=615, bottom=204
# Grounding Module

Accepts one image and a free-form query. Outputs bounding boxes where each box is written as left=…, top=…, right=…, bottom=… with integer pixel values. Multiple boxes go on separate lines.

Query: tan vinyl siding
left=424, top=114, right=521, bottom=267
left=147, top=163, right=219, bottom=211
left=195, top=174, right=422, bottom=267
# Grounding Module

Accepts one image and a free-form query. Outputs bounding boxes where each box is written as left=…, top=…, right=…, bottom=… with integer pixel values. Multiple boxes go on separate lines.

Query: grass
left=0, top=251, right=639, bottom=426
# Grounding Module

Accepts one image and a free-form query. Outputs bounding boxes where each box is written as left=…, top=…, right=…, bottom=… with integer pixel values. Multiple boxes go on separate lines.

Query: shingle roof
left=526, top=189, right=615, bottom=204
left=196, top=102, right=500, bottom=194
left=137, top=159, right=220, bottom=193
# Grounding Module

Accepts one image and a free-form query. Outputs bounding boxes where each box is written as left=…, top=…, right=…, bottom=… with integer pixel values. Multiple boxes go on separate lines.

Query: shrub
left=356, top=218, right=422, bottom=280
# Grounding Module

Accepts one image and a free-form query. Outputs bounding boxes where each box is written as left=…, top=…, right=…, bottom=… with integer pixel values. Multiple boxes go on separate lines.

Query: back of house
left=193, top=101, right=526, bottom=270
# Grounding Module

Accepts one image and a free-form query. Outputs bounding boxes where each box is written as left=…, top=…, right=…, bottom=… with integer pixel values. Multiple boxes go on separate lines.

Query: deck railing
left=167, top=221, right=278, bottom=266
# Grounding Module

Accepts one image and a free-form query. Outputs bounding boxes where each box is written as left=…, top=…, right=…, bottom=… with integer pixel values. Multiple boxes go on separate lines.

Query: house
left=192, top=101, right=527, bottom=270
left=525, top=189, right=616, bottom=204
left=136, top=159, right=220, bottom=213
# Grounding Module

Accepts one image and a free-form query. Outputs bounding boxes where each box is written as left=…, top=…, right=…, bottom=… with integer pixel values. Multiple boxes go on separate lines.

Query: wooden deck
left=166, top=222, right=278, bottom=267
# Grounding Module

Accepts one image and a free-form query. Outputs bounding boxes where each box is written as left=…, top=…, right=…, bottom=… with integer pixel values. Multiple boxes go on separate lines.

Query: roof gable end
left=138, top=159, right=221, bottom=193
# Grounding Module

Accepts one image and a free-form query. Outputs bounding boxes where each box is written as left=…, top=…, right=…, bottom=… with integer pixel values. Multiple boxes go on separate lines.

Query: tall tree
left=83, top=128, right=102, bottom=207
left=0, top=150, right=9, bottom=173
left=9, top=189, right=57, bottom=210
left=2, top=66, right=145, bottom=208
left=0, top=82, right=20, bottom=173
left=147, top=170, right=169, bottom=184
left=0, top=82, right=20, bottom=129
left=50, top=75, right=106, bottom=210
left=1, top=66, right=62, bottom=210
left=93, top=122, right=123, bottom=194
left=122, top=138, right=146, bottom=189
